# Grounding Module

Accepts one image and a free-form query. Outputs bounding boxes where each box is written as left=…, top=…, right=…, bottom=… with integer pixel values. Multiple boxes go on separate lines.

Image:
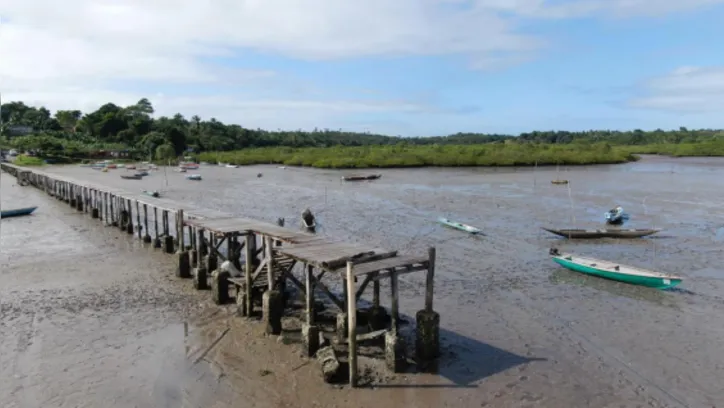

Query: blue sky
left=2, top=0, right=724, bottom=136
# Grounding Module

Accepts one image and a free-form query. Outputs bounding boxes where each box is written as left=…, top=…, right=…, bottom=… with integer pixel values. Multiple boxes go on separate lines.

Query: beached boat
left=542, top=227, right=661, bottom=239
left=134, top=171, right=149, bottom=177
left=342, top=174, right=381, bottom=181
left=438, top=217, right=483, bottom=235
left=604, top=206, right=630, bottom=225
left=142, top=190, right=160, bottom=198
left=551, top=179, right=569, bottom=185
left=186, top=174, right=202, bottom=180
left=1, top=206, right=37, bottom=218
left=549, top=248, right=682, bottom=289
left=121, top=174, right=142, bottom=180
left=226, top=164, right=239, bottom=168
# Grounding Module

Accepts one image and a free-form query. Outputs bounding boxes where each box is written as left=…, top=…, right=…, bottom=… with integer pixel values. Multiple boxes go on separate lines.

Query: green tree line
left=1, top=98, right=723, bottom=163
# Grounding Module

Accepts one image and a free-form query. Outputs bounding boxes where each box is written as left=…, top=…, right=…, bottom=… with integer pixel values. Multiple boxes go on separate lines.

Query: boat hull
left=542, top=227, right=660, bottom=239
left=438, top=218, right=482, bottom=234
left=552, top=256, right=681, bottom=289
left=1, top=206, right=37, bottom=218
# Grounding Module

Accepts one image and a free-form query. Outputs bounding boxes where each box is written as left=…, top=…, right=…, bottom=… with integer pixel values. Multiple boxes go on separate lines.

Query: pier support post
left=415, top=247, right=440, bottom=363
left=368, top=272, right=388, bottom=330
left=262, top=290, right=283, bottom=335
left=385, top=332, right=406, bottom=373
left=177, top=251, right=191, bottom=278
left=76, top=195, right=83, bottom=211
left=211, top=270, right=230, bottom=304
left=92, top=208, right=99, bottom=218
left=335, top=312, right=348, bottom=344
left=164, top=236, right=175, bottom=254
left=194, top=256, right=208, bottom=290
left=301, top=323, right=320, bottom=357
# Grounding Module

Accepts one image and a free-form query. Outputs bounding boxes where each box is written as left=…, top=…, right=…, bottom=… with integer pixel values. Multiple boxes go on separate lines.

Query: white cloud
left=2, top=0, right=724, bottom=131
left=628, top=66, right=724, bottom=112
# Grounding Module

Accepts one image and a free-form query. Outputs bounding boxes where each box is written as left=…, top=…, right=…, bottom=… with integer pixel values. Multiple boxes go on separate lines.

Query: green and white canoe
left=438, top=217, right=483, bottom=235
left=550, top=250, right=682, bottom=290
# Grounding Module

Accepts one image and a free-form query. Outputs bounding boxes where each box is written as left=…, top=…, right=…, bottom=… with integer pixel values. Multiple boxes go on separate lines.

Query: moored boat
left=604, top=206, right=630, bottom=225
left=301, top=208, right=316, bottom=233
left=134, top=171, right=149, bottom=177
left=542, top=227, right=661, bottom=239
left=342, top=174, right=381, bottom=181
left=549, top=248, right=682, bottom=289
left=121, top=174, right=142, bottom=180
left=551, top=179, right=569, bottom=185
left=186, top=174, right=202, bottom=180
left=438, top=217, right=483, bottom=234
left=1, top=206, right=38, bottom=218
left=142, top=190, right=160, bottom=198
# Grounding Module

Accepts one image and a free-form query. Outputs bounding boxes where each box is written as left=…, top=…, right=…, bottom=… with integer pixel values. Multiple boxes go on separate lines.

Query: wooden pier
left=1, top=162, right=440, bottom=386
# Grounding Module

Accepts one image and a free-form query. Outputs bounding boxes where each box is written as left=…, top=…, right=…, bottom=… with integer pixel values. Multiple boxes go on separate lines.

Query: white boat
left=226, top=164, right=238, bottom=168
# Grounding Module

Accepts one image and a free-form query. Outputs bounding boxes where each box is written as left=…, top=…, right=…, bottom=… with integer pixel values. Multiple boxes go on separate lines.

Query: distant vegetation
left=1, top=98, right=724, bottom=167
left=13, top=154, right=45, bottom=166
left=200, top=143, right=637, bottom=168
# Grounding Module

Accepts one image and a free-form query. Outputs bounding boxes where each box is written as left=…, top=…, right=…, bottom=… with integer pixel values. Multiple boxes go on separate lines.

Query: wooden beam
left=355, top=273, right=373, bottom=301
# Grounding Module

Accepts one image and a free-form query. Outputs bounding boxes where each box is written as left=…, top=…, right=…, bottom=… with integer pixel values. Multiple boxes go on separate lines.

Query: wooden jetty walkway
left=1, top=163, right=440, bottom=386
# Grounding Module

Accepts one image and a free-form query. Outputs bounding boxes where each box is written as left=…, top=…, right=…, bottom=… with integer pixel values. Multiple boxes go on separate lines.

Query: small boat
left=541, top=227, right=661, bottom=239
left=142, top=190, right=160, bottom=198
left=121, top=174, right=142, bottom=180
left=257, top=173, right=263, bottom=178
left=101, top=168, right=108, bottom=173
left=226, top=164, right=239, bottom=168
left=551, top=179, right=569, bottom=185
left=134, top=171, right=149, bottom=177
left=176, top=167, right=187, bottom=173
left=551, top=163, right=568, bottom=185
left=549, top=248, right=682, bottom=290
left=126, top=165, right=136, bottom=170
left=107, top=164, right=117, bottom=169
left=342, top=174, right=381, bottom=181
left=301, top=208, right=316, bottom=233
left=186, top=174, right=202, bottom=181
left=1, top=206, right=37, bottom=218
left=438, top=217, right=483, bottom=235
left=604, top=206, right=630, bottom=225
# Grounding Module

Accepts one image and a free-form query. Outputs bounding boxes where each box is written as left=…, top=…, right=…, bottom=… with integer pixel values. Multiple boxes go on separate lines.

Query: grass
left=198, top=143, right=637, bottom=169
left=13, top=155, right=46, bottom=166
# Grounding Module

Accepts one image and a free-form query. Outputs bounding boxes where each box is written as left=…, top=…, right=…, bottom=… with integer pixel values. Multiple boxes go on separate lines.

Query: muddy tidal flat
left=2, top=155, right=723, bottom=408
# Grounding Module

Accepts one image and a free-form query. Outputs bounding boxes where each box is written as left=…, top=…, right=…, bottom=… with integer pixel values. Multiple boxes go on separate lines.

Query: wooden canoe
left=1, top=206, right=37, bottom=218
left=542, top=227, right=661, bottom=239
left=342, top=174, right=381, bottom=181
left=438, top=217, right=483, bottom=235
left=549, top=249, right=682, bottom=290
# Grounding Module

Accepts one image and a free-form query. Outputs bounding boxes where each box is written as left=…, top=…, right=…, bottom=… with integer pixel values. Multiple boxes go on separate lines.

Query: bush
left=14, top=154, right=46, bottom=166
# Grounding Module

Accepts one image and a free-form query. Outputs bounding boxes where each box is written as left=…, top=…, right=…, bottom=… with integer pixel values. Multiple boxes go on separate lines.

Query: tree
left=155, top=143, right=176, bottom=161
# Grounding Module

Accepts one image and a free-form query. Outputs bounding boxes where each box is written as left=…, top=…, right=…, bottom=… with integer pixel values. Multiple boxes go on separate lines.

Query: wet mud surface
left=2, top=155, right=724, bottom=407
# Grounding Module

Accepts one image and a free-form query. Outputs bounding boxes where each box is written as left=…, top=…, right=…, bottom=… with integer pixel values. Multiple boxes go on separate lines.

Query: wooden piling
left=244, top=233, right=254, bottom=316
left=136, top=200, right=142, bottom=239
left=347, top=261, right=358, bottom=387
left=425, top=247, right=436, bottom=312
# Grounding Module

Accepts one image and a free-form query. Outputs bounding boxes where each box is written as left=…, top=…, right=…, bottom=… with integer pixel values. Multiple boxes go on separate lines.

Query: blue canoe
left=1, top=206, right=38, bottom=218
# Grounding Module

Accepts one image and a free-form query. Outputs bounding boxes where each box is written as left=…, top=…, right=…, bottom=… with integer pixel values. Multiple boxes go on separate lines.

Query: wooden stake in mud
left=154, top=207, right=160, bottom=243
left=136, top=200, right=142, bottom=239
left=347, top=261, right=358, bottom=387
left=177, top=209, right=185, bottom=251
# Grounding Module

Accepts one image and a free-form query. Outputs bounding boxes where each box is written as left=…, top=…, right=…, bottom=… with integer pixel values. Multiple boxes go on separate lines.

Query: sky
left=1, top=0, right=724, bottom=136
